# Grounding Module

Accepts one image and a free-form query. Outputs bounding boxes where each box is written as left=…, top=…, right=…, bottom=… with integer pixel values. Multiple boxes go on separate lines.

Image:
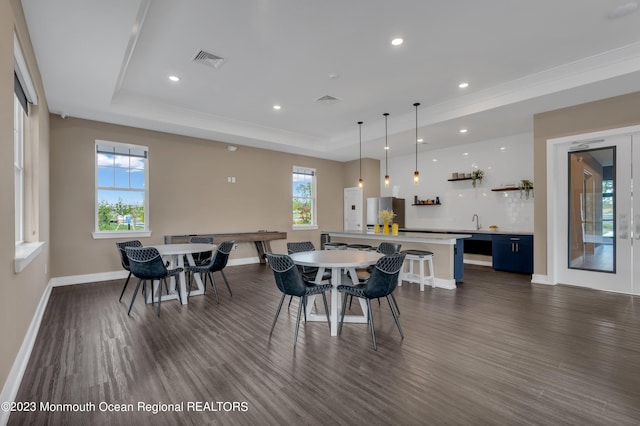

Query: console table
left=164, top=231, right=287, bottom=264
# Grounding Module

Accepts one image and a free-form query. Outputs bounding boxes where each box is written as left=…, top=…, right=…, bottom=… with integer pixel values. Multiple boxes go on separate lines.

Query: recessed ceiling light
left=458, top=82, right=469, bottom=89
left=273, top=105, right=281, bottom=110
left=227, top=146, right=238, bottom=152
left=432, top=158, right=438, bottom=162
left=391, top=38, right=403, bottom=46
left=168, top=75, right=180, bottom=82
left=500, top=146, right=506, bottom=151
left=463, top=152, right=469, bottom=156
left=384, top=146, right=390, bottom=150
left=417, top=138, right=424, bottom=143
left=459, top=129, right=468, bottom=133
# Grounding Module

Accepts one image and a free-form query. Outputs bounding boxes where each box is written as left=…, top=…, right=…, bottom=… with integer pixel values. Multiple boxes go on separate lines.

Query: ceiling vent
left=316, top=95, right=341, bottom=105
left=193, top=50, right=226, bottom=69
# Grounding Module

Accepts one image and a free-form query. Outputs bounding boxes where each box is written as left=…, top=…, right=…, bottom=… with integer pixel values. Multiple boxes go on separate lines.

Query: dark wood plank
left=9, top=265, right=640, bottom=425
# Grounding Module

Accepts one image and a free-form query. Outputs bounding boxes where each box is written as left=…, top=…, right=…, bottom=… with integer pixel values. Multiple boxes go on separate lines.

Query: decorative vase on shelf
left=392, top=223, right=399, bottom=235
left=383, top=221, right=390, bottom=234
left=374, top=223, right=380, bottom=234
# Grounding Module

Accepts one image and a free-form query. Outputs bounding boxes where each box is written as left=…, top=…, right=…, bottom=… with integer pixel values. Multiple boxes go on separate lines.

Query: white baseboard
left=463, top=259, right=493, bottom=267
left=0, top=280, right=52, bottom=426
left=531, top=274, right=554, bottom=285
left=50, top=257, right=262, bottom=287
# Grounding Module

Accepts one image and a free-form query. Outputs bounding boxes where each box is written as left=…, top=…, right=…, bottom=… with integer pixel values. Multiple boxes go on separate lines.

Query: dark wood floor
left=9, top=264, right=640, bottom=425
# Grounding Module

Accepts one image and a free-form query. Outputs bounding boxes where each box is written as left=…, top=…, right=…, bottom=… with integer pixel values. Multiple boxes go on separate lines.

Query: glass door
left=556, top=135, right=635, bottom=294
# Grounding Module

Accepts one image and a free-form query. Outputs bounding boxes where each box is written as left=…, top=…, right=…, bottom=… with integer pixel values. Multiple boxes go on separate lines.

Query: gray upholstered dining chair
left=185, top=240, right=234, bottom=303
left=352, top=242, right=402, bottom=314
left=338, top=253, right=406, bottom=350
left=188, top=235, right=214, bottom=266
left=266, top=253, right=332, bottom=346
left=125, top=246, right=183, bottom=317
left=115, top=240, right=142, bottom=302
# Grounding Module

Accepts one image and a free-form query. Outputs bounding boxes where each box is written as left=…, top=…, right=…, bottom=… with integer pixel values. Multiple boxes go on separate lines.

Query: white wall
left=380, top=132, right=534, bottom=233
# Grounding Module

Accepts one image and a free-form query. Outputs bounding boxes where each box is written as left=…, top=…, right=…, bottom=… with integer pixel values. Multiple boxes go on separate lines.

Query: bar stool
left=398, top=249, right=435, bottom=291
left=346, top=244, right=372, bottom=251
left=324, top=242, right=348, bottom=250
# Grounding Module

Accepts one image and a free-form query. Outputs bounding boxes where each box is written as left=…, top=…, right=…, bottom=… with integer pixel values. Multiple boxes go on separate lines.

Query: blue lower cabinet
left=492, top=235, right=533, bottom=274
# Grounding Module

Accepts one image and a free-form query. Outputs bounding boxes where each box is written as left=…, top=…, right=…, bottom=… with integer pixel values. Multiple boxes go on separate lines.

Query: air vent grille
left=193, top=50, right=226, bottom=69
left=316, top=95, right=341, bottom=105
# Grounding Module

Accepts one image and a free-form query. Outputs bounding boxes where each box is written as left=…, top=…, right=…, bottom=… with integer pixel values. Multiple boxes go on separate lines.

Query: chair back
left=377, top=242, right=401, bottom=255
left=125, top=246, right=168, bottom=280
left=287, top=241, right=315, bottom=254
left=364, top=253, right=406, bottom=299
left=209, top=240, right=234, bottom=272
left=116, top=240, right=143, bottom=271
left=266, top=253, right=308, bottom=297
left=189, top=236, right=213, bottom=264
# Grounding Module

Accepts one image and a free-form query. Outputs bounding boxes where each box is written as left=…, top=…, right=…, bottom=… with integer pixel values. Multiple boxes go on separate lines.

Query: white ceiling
left=20, top=0, right=640, bottom=161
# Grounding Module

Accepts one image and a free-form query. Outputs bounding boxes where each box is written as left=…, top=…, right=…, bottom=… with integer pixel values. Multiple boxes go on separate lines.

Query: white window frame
left=92, top=140, right=151, bottom=239
left=14, top=94, right=24, bottom=244
left=292, top=166, right=318, bottom=230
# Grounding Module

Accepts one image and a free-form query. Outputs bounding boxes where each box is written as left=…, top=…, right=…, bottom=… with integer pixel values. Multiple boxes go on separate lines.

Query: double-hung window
left=14, top=75, right=26, bottom=244
left=292, top=166, right=317, bottom=229
left=94, top=141, right=150, bottom=238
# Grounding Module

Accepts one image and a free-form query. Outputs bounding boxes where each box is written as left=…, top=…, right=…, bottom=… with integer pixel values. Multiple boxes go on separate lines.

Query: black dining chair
left=115, top=240, right=142, bottom=302
left=338, top=253, right=406, bottom=350
left=185, top=240, right=234, bottom=302
left=352, top=242, right=402, bottom=314
left=188, top=235, right=214, bottom=266
left=266, top=253, right=332, bottom=346
left=286, top=241, right=331, bottom=307
left=125, top=246, right=183, bottom=317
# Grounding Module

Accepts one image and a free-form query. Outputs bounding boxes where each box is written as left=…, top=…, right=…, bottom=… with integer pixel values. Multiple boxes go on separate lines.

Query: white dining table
left=289, top=250, right=384, bottom=336
left=149, top=243, right=216, bottom=305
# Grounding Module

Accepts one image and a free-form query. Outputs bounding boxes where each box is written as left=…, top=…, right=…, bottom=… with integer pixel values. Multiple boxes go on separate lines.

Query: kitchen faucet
left=472, top=214, right=481, bottom=230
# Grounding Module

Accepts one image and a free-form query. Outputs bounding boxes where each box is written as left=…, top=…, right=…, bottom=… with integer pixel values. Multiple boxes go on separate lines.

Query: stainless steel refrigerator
left=366, top=197, right=405, bottom=229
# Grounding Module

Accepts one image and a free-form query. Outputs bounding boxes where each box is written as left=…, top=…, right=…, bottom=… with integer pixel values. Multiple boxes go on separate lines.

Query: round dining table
left=149, top=243, right=216, bottom=305
left=289, top=250, right=383, bottom=336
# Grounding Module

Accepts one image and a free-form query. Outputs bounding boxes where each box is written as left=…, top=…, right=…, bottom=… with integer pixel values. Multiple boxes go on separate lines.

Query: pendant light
left=358, top=121, right=364, bottom=188
left=383, top=113, right=390, bottom=188
left=413, top=102, right=420, bottom=185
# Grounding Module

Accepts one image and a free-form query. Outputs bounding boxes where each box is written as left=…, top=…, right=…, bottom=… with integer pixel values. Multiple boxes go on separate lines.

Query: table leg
left=330, top=266, right=341, bottom=336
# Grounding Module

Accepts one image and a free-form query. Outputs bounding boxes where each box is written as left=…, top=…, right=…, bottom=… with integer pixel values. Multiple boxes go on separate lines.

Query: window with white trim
left=95, top=141, right=149, bottom=235
left=292, top=166, right=317, bottom=228
left=14, top=87, right=25, bottom=244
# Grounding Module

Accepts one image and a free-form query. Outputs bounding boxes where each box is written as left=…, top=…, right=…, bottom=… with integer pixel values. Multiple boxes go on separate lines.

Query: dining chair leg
left=208, top=272, right=220, bottom=304
left=321, top=292, right=331, bottom=333
left=339, top=292, right=349, bottom=335
left=387, top=295, right=404, bottom=338
left=127, top=278, right=143, bottom=316
left=119, top=272, right=132, bottom=302
left=348, top=295, right=353, bottom=311
left=202, top=272, right=207, bottom=294
left=221, top=270, right=232, bottom=297
left=175, top=277, right=183, bottom=304
left=270, top=294, right=286, bottom=335
left=188, top=273, right=193, bottom=298
left=294, top=297, right=303, bottom=346
left=367, top=299, right=377, bottom=351
left=390, top=293, right=400, bottom=316
left=302, top=295, right=307, bottom=323
left=288, top=295, right=294, bottom=310
left=157, top=279, right=163, bottom=317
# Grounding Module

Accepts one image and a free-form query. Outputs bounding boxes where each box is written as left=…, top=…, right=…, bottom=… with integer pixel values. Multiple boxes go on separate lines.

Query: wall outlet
left=232, top=244, right=238, bottom=251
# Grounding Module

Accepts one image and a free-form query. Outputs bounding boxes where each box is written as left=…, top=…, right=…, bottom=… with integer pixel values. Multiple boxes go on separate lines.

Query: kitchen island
left=326, top=231, right=471, bottom=289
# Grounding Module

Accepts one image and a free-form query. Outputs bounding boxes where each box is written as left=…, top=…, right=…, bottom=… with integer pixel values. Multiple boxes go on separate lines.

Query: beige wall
left=533, top=91, right=640, bottom=276
left=50, top=117, right=379, bottom=277
left=1, top=0, right=50, bottom=397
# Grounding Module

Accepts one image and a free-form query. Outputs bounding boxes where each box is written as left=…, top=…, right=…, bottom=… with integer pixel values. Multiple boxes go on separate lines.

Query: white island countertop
left=327, top=231, right=471, bottom=246
left=401, top=227, right=533, bottom=236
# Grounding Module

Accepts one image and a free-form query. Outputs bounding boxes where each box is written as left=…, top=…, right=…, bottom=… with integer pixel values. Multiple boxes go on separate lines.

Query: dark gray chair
left=353, top=242, right=402, bottom=314
left=185, top=240, right=234, bottom=303
left=125, top=246, right=183, bottom=317
left=266, top=253, right=332, bottom=346
left=115, top=240, right=142, bottom=302
left=287, top=240, right=331, bottom=286
left=188, top=235, right=214, bottom=266
left=338, top=253, right=406, bottom=350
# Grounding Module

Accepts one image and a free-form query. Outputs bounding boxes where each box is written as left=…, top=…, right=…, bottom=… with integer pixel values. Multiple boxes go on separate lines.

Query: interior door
left=344, top=187, right=363, bottom=231
left=556, top=135, right=636, bottom=294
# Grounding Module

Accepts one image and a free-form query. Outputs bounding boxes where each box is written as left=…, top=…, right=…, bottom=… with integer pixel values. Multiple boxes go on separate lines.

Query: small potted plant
left=519, top=179, right=534, bottom=199
left=378, top=209, right=396, bottom=234
left=471, top=169, right=484, bottom=187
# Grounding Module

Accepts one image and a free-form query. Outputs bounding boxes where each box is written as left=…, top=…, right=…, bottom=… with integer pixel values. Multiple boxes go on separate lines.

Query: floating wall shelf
left=447, top=177, right=472, bottom=182
left=491, top=186, right=533, bottom=192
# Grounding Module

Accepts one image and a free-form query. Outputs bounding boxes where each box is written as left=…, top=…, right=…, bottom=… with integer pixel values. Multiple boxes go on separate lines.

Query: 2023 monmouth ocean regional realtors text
left=3, top=401, right=249, bottom=414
